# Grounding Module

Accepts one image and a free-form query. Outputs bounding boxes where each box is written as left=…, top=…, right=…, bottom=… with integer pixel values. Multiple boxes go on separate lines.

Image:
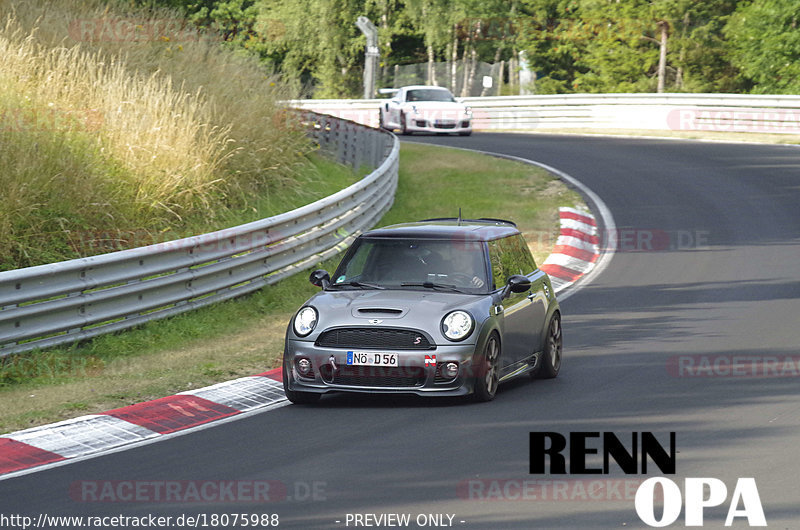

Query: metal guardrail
left=290, top=93, right=800, bottom=134
left=0, top=111, right=399, bottom=356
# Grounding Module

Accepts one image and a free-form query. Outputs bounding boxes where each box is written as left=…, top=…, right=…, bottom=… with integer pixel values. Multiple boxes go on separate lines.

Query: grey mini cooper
left=282, top=218, right=562, bottom=403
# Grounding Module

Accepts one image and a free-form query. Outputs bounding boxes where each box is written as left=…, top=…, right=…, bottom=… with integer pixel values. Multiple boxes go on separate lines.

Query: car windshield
left=331, top=238, right=489, bottom=293
left=405, top=89, right=456, bottom=103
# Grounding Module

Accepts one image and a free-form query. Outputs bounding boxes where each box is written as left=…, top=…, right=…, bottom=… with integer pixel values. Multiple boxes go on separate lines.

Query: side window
left=488, top=237, right=512, bottom=290
left=487, top=235, right=538, bottom=290
left=511, top=234, right=537, bottom=274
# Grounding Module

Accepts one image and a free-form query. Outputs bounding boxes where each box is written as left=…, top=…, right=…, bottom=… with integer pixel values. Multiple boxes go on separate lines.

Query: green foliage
left=255, top=0, right=366, bottom=97
left=514, top=0, right=585, bottom=93
left=572, top=0, right=661, bottom=93
left=724, top=0, right=800, bottom=94
left=666, top=0, right=746, bottom=92
left=514, top=0, right=745, bottom=93
left=141, top=0, right=797, bottom=95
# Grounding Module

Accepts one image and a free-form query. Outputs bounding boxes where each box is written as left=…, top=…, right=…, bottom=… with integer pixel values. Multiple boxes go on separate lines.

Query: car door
left=389, top=91, right=403, bottom=127
left=489, top=235, right=547, bottom=374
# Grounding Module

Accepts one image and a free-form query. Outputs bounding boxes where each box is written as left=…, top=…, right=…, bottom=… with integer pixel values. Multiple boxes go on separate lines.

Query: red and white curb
left=0, top=369, right=286, bottom=478
left=0, top=208, right=607, bottom=480
left=541, top=207, right=600, bottom=293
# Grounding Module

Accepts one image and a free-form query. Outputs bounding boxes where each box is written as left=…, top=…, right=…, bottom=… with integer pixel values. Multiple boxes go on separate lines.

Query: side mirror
left=309, top=269, right=330, bottom=289
left=501, top=275, right=531, bottom=299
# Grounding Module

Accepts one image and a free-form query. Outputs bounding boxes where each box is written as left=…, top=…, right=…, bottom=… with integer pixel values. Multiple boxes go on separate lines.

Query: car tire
left=400, top=112, right=410, bottom=135
left=473, top=333, right=500, bottom=402
left=379, top=108, right=388, bottom=131
left=283, top=364, right=321, bottom=404
left=458, top=130, right=472, bottom=136
left=536, top=312, right=562, bottom=379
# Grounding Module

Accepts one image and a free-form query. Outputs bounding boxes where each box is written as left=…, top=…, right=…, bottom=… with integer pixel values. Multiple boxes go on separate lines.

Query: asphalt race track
left=2, top=133, right=800, bottom=529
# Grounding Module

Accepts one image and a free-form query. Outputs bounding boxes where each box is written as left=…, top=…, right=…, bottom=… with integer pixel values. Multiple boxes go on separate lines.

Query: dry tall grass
left=0, top=0, right=312, bottom=269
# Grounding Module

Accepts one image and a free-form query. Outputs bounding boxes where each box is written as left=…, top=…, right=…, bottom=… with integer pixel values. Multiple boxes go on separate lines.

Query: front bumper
left=285, top=340, right=479, bottom=396
left=405, top=118, right=472, bottom=134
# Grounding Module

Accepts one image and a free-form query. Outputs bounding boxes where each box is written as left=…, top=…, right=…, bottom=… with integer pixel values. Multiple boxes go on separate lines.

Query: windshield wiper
left=333, top=280, right=385, bottom=290
left=400, top=282, right=465, bottom=293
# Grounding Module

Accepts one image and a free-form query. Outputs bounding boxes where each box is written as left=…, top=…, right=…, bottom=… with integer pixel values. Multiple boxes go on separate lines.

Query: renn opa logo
left=529, top=432, right=766, bottom=527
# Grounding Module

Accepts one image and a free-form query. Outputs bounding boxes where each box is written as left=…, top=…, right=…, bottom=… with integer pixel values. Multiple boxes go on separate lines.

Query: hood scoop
left=353, top=307, right=407, bottom=319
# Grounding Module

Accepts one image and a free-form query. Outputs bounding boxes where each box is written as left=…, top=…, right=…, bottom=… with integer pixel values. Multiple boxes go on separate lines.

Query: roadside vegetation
left=0, top=0, right=324, bottom=271
left=0, top=142, right=583, bottom=433
left=156, top=0, right=798, bottom=97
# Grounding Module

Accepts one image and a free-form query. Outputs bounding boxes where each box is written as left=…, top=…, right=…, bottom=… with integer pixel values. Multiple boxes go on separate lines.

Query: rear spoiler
left=378, top=88, right=399, bottom=95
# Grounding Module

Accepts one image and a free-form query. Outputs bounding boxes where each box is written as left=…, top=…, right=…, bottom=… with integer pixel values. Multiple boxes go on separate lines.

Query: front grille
left=315, top=328, right=434, bottom=350
left=320, top=365, right=425, bottom=387
left=434, top=121, right=456, bottom=129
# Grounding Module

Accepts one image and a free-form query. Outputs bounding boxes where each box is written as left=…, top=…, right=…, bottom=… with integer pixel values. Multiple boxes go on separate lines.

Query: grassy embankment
left=0, top=0, right=337, bottom=271
left=0, top=0, right=355, bottom=426
left=0, top=142, right=583, bottom=433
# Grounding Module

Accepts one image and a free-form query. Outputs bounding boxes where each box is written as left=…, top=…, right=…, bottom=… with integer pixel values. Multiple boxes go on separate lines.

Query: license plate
left=346, top=351, right=398, bottom=367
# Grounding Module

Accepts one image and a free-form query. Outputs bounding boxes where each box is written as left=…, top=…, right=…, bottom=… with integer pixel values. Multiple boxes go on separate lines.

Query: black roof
left=362, top=219, right=520, bottom=242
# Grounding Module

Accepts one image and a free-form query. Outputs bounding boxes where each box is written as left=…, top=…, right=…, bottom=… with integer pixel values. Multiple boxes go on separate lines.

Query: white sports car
left=379, top=86, right=472, bottom=136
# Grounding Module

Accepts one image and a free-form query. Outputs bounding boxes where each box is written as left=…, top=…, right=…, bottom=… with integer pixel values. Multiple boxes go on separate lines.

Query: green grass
left=0, top=143, right=585, bottom=434
left=386, top=142, right=583, bottom=265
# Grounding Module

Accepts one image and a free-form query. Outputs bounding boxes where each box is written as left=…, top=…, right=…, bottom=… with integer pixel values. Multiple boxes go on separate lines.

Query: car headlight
left=464, top=106, right=473, bottom=117
left=441, top=310, right=474, bottom=341
left=294, top=306, right=318, bottom=337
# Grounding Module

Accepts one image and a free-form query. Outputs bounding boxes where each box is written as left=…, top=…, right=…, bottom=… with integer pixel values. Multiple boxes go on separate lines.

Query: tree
left=515, top=0, right=586, bottom=94
left=724, top=0, right=800, bottom=94
left=573, top=0, right=669, bottom=93
left=255, top=0, right=365, bottom=97
left=665, top=0, right=744, bottom=93
left=517, top=0, right=743, bottom=94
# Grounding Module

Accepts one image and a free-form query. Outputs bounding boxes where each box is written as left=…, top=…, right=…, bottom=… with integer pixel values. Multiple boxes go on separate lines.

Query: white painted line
left=514, top=160, right=616, bottom=301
